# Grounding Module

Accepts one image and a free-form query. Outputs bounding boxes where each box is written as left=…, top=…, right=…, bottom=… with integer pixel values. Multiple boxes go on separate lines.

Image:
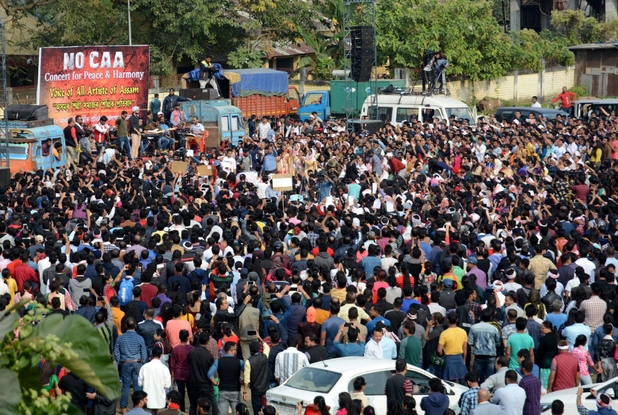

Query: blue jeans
left=158, top=136, right=174, bottom=150
left=120, top=362, right=142, bottom=409
left=473, top=356, right=496, bottom=383
left=117, top=136, right=130, bottom=157
left=427, top=363, right=443, bottom=379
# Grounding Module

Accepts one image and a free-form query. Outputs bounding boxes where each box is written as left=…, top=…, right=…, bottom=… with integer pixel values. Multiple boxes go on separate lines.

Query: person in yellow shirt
left=437, top=311, right=468, bottom=383
left=2, top=269, right=17, bottom=303
left=110, top=296, right=125, bottom=334
left=331, top=274, right=348, bottom=303
left=313, top=297, right=330, bottom=325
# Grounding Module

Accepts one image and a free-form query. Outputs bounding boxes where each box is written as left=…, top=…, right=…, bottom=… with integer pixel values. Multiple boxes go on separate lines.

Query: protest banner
left=37, top=45, right=150, bottom=126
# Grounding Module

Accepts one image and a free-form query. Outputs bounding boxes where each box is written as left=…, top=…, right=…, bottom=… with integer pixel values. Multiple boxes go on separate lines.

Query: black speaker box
left=5, top=105, right=48, bottom=121
left=350, top=26, right=375, bottom=82
left=0, top=167, right=10, bottom=186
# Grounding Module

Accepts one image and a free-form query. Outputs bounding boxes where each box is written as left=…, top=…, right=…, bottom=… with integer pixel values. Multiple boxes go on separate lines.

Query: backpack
left=118, top=278, right=134, bottom=306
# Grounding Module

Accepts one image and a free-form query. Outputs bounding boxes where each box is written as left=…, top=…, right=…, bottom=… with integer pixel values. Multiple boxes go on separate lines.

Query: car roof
left=591, top=99, right=618, bottom=104
left=305, top=357, right=397, bottom=373
left=367, top=94, right=470, bottom=108
left=496, top=107, right=567, bottom=114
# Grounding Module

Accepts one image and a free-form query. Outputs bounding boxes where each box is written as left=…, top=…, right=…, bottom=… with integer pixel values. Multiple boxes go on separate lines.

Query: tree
left=131, top=0, right=243, bottom=75
left=296, top=27, right=341, bottom=80
left=0, top=0, right=58, bottom=17
left=21, top=0, right=243, bottom=75
left=376, top=0, right=514, bottom=80
left=0, top=301, right=119, bottom=415
left=23, top=0, right=129, bottom=48
left=551, top=9, right=618, bottom=45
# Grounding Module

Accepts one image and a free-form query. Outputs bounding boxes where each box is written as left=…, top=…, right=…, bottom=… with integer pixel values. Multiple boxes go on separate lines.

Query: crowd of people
left=3, top=88, right=618, bottom=415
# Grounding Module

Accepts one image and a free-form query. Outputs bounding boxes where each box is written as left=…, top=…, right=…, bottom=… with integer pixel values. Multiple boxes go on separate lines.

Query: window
left=405, top=370, right=435, bottom=396
left=286, top=368, right=342, bottom=393
left=499, top=111, right=513, bottom=122
left=445, top=107, right=473, bottom=121
left=396, top=108, right=419, bottom=123
left=304, top=94, right=323, bottom=105
left=347, top=371, right=391, bottom=396
left=421, top=108, right=440, bottom=121
left=221, top=116, right=229, bottom=132
left=231, top=115, right=241, bottom=131
left=6, top=143, right=29, bottom=160
left=368, top=106, right=393, bottom=122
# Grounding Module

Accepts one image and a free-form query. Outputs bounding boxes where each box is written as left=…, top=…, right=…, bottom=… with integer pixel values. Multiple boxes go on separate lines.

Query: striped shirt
left=274, top=347, right=309, bottom=383
left=113, top=330, right=148, bottom=363
left=459, top=387, right=480, bottom=415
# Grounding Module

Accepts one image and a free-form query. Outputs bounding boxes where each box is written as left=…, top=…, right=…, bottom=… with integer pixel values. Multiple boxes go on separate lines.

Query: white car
left=265, top=358, right=468, bottom=415
left=540, top=377, right=618, bottom=415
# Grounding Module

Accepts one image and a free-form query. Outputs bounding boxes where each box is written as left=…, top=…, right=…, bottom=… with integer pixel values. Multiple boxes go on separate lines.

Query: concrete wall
left=448, top=66, right=575, bottom=104
left=442, top=65, right=575, bottom=105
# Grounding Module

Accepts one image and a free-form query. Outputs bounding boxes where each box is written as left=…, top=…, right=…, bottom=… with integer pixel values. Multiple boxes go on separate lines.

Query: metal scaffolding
left=342, top=0, right=377, bottom=132
left=0, top=21, right=9, bottom=169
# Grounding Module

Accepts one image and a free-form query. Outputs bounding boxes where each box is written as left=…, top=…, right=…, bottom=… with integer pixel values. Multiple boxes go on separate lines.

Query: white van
left=360, top=93, right=475, bottom=126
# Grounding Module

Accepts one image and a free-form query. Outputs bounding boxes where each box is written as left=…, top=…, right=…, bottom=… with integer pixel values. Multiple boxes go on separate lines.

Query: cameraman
left=316, top=172, right=334, bottom=203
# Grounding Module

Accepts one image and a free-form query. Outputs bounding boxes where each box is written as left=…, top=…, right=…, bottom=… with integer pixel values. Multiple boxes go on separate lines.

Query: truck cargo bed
left=232, top=95, right=288, bottom=118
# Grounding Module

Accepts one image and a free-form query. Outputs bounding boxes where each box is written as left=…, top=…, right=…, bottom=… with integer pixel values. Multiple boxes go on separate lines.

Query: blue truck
left=298, top=79, right=406, bottom=121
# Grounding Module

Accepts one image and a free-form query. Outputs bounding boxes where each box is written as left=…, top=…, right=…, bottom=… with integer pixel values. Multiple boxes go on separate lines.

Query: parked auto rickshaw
left=0, top=120, right=66, bottom=174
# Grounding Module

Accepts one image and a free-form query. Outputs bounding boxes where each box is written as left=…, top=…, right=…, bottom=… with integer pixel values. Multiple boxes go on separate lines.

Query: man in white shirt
left=575, top=250, right=596, bottom=282
left=274, top=337, right=309, bottom=384
left=364, top=326, right=397, bottom=359
left=531, top=96, right=542, bottom=108
left=190, top=116, right=205, bottom=135
left=566, top=136, right=579, bottom=156
left=489, top=369, right=525, bottom=415
left=258, top=118, right=271, bottom=140
left=138, top=346, right=171, bottom=412
left=472, top=140, right=487, bottom=163
left=221, top=149, right=237, bottom=174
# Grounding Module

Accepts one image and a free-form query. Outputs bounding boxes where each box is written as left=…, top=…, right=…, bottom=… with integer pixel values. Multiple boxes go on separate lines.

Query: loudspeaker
left=0, top=167, right=10, bottom=186
left=5, top=105, right=48, bottom=121
left=351, top=26, right=374, bottom=82
left=352, top=119, right=382, bottom=135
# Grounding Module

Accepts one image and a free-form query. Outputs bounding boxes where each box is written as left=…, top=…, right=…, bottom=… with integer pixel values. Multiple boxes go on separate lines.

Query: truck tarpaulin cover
left=37, top=45, right=150, bottom=126
left=224, top=68, right=288, bottom=98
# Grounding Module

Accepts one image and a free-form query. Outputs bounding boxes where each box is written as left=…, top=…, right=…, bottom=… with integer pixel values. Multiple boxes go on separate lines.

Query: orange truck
left=224, top=68, right=300, bottom=119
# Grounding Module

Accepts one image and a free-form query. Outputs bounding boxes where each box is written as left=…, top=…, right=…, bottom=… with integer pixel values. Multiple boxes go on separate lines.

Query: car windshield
left=445, top=107, right=473, bottom=121
left=285, top=368, right=342, bottom=393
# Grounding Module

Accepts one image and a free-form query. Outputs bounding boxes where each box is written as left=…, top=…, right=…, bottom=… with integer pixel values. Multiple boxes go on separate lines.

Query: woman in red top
left=297, top=396, right=331, bottom=415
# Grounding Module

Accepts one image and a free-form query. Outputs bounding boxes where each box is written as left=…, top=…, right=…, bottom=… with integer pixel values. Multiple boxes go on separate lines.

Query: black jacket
left=248, top=352, right=269, bottom=393
left=137, top=319, right=162, bottom=354
left=188, top=346, right=215, bottom=386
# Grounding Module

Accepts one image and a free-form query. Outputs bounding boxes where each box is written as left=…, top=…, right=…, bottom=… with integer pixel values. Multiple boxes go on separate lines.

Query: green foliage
left=296, top=27, right=339, bottom=80
left=24, top=0, right=129, bottom=47
left=0, top=302, right=119, bottom=415
left=375, top=0, right=578, bottom=81
left=509, top=30, right=574, bottom=70
left=569, top=84, right=590, bottom=97
left=132, top=0, right=243, bottom=75
left=491, top=0, right=510, bottom=28
left=551, top=10, right=618, bottom=45
left=376, top=0, right=514, bottom=81
left=225, top=46, right=264, bottom=69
